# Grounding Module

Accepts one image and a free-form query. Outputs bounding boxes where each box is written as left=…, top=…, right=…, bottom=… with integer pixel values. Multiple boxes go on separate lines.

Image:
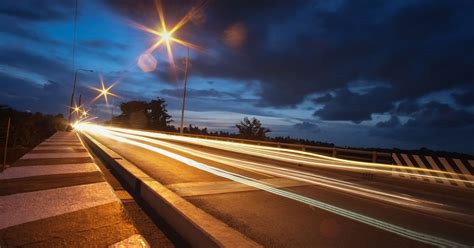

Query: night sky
left=0, top=0, right=473, bottom=153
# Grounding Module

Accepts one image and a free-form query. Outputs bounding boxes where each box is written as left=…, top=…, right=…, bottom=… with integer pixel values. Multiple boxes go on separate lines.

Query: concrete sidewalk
left=0, top=131, right=149, bottom=247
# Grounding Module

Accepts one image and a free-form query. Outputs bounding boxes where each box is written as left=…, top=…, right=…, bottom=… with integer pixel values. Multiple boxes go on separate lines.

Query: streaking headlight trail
left=76, top=123, right=469, bottom=247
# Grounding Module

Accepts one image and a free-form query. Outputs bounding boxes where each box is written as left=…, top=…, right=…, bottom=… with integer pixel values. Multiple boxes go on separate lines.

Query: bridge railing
left=138, top=129, right=393, bottom=164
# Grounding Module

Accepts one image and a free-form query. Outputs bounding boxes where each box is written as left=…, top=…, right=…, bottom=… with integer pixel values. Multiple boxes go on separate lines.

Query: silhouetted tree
left=235, top=117, right=270, bottom=140
left=148, top=98, right=172, bottom=130
left=110, top=98, right=173, bottom=131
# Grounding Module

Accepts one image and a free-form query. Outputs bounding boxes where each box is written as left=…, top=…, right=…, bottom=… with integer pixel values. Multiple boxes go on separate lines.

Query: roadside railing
left=136, top=129, right=393, bottom=164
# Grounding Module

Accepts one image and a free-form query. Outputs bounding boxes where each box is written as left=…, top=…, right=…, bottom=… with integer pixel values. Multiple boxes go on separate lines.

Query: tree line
left=0, top=105, right=67, bottom=163
left=107, top=98, right=334, bottom=147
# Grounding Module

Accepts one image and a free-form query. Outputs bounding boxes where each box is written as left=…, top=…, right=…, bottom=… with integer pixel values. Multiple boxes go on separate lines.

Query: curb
left=80, top=133, right=262, bottom=248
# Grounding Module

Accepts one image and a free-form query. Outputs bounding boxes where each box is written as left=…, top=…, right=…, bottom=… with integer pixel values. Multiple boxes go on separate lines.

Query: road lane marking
left=167, top=177, right=311, bottom=197
left=0, top=182, right=118, bottom=229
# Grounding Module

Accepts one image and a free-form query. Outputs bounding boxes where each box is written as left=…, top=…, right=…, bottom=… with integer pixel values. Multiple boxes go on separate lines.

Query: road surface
left=78, top=124, right=474, bottom=247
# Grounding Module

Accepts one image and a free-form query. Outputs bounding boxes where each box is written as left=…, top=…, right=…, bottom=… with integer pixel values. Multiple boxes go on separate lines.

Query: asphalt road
left=86, top=128, right=474, bottom=248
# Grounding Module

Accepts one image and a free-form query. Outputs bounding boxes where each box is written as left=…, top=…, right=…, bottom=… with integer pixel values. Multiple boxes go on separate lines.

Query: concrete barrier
left=80, top=133, right=262, bottom=248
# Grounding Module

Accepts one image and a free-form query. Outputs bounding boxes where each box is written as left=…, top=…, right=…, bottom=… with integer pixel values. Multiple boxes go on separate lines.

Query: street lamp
left=68, top=69, right=94, bottom=125
left=180, top=47, right=190, bottom=134
left=134, top=2, right=202, bottom=133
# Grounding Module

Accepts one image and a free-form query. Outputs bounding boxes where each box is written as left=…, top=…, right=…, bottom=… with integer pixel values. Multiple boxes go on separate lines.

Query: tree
left=148, top=98, right=172, bottom=130
left=110, top=98, right=173, bottom=131
left=235, top=117, right=271, bottom=140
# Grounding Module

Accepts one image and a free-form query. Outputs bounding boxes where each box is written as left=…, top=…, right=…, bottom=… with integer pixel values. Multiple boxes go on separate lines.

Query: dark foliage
left=0, top=105, right=67, bottom=148
left=108, top=98, right=174, bottom=131
left=235, top=117, right=271, bottom=140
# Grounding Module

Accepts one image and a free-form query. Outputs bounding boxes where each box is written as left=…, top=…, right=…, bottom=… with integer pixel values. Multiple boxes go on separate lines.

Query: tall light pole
left=68, top=69, right=94, bottom=124
left=180, top=47, right=190, bottom=134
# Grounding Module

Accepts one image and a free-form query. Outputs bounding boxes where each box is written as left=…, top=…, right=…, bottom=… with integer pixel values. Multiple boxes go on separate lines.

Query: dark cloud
left=452, top=89, right=474, bottom=107
left=405, top=101, right=474, bottom=128
left=372, top=102, right=474, bottom=153
left=313, top=87, right=394, bottom=123
left=293, top=121, right=320, bottom=133
left=0, top=0, right=74, bottom=21
left=103, top=0, right=474, bottom=115
left=160, top=88, right=239, bottom=99
left=376, top=116, right=401, bottom=128
left=395, top=99, right=420, bottom=115
left=0, top=72, right=70, bottom=114
left=313, top=93, right=333, bottom=104
left=193, top=0, right=473, bottom=109
left=0, top=47, right=71, bottom=82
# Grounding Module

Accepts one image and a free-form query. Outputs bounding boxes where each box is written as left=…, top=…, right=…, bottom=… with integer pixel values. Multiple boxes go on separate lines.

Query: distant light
left=161, top=31, right=171, bottom=41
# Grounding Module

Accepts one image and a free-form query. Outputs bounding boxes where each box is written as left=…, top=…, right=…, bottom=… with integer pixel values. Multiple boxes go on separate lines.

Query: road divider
left=80, top=132, right=262, bottom=248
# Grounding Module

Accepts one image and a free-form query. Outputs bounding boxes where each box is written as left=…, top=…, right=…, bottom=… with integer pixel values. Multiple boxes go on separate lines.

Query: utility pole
left=68, top=69, right=93, bottom=125
left=2, top=117, right=11, bottom=171
left=180, top=47, right=190, bottom=134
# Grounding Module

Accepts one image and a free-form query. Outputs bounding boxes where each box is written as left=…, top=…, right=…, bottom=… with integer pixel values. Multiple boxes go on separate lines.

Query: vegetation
left=108, top=99, right=472, bottom=158
left=0, top=105, right=67, bottom=163
left=108, top=98, right=175, bottom=131
left=235, top=117, right=271, bottom=140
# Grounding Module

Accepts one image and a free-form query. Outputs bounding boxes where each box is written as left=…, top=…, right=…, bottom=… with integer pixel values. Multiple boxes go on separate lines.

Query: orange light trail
left=98, top=125, right=473, bottom=184
left=76, top=123, right=468, bottom=247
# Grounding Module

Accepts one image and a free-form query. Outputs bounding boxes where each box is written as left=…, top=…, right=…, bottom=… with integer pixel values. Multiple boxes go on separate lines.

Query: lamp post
left=180, top=47, right=189, bottom=134
left=68, top=69, right=94, bottom=125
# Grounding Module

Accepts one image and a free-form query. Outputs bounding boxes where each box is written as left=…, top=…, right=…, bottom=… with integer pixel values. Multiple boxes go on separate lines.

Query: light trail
left=103, top=126, right=472, bottom=184
left=77, top=123, right=469, bottom=247
left=97, top=127, right=474, bottom=221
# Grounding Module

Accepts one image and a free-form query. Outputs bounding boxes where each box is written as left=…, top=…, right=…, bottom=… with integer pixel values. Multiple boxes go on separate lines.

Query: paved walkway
left=0, top=131, right=148, bottom=247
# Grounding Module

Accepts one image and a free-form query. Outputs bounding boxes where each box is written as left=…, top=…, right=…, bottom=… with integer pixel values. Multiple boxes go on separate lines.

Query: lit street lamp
left=68, top=69, right=94, bottom=124
left=133, top=1, right=202, bottom=134
left=180, top=47, right=190, bottom=134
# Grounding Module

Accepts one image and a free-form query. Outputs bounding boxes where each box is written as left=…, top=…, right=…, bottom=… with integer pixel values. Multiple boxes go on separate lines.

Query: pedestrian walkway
left=0, top=131, right=149, bottom=247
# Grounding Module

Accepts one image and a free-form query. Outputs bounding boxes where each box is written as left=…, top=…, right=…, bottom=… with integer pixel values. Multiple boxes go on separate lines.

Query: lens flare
left=132, top=0, right=205, bottom=71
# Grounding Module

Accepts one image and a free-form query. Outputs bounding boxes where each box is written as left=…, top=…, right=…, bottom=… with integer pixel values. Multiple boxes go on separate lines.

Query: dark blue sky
left=0, top=0, right=473, bottom=153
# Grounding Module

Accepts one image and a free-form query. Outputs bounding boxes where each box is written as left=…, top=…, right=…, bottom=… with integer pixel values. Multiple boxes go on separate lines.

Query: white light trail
left=76, top=123, right=469, bottom=247
left=104, top=126, right=472, bottom=184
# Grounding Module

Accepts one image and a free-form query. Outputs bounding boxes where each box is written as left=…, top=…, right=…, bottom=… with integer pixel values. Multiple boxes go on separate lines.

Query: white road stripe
left=0, top=182, right=118, bottom=229
left=109, top=234, right=149, bottom=248
left=0, top=163, right=98, bottom=180
left=21, top=152, right=90, bottom=159
left=167, top=178, right=311, bottom=197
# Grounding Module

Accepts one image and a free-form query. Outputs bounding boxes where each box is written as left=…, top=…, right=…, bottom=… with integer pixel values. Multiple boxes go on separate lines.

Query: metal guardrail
left=125, top=128, right=393, bottom=164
